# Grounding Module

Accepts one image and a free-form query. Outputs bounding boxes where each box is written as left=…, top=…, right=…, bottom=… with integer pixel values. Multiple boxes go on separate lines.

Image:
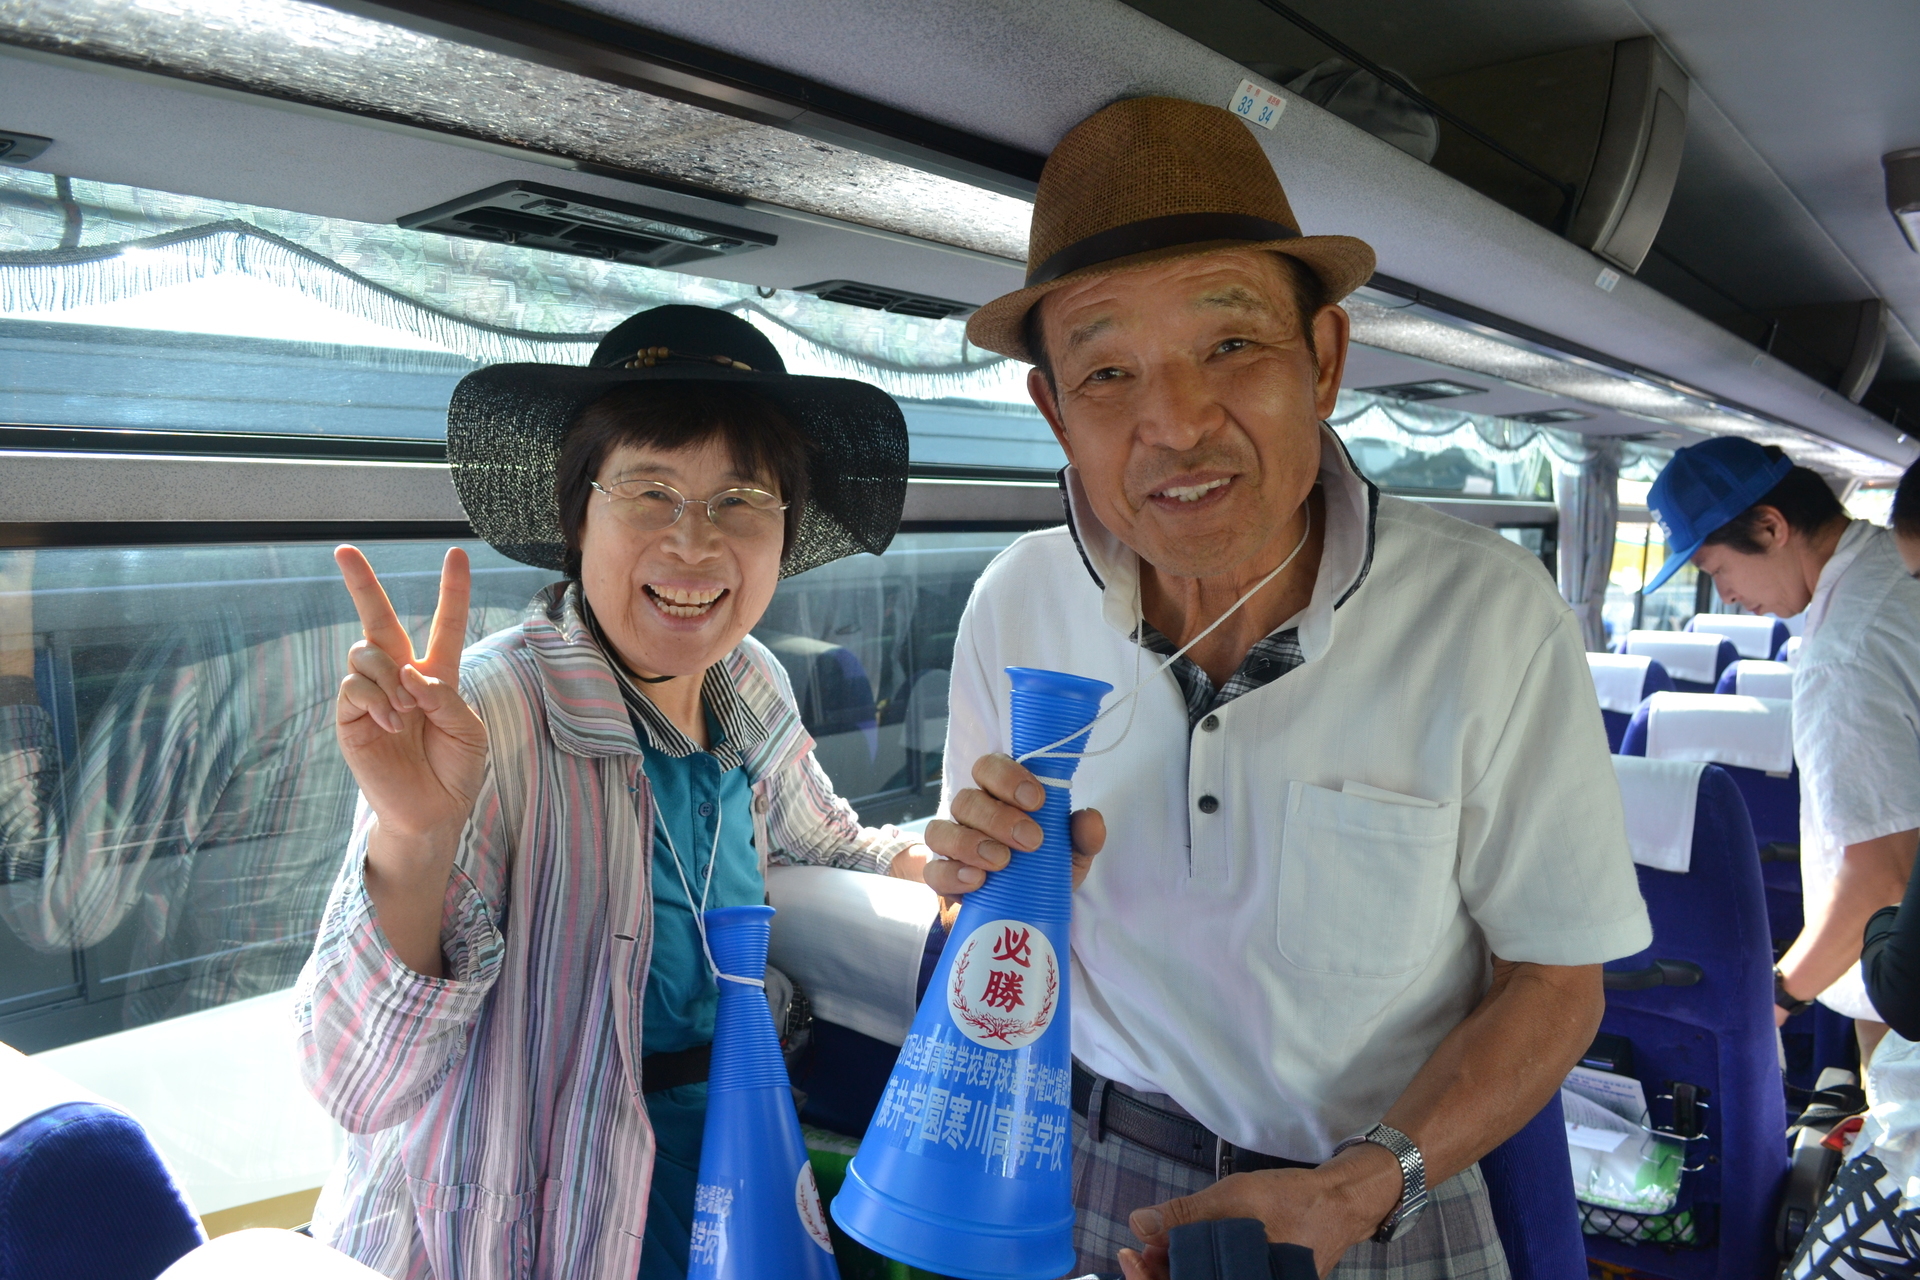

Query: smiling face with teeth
left=1028, top=250, right=1348, bottom=612
left=578, top=438, right=787, bottom=684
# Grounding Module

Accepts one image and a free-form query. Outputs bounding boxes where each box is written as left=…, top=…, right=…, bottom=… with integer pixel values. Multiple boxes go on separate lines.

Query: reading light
left=1504, top=409, right=1592, bottom=425
left=1887, top=148, right=1920, bottom=253
left=1355, top=378, right=1488, bottom=401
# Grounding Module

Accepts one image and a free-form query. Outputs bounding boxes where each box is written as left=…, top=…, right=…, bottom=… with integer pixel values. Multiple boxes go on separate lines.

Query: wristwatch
left=1330, top=1123, right=1429, bottom=1243
left=1775, top=966, right=1815, bottom=1017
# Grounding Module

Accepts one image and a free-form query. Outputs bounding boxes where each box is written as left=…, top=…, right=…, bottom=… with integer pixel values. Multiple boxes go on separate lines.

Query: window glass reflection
left=0, top=529, right=1023, bottom=1054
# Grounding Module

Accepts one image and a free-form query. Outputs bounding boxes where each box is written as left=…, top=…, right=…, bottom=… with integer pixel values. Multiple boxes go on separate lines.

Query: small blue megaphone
left=686, top=905, right=839, bottom=1280
left=832, top=666, right=1113, bottom=1280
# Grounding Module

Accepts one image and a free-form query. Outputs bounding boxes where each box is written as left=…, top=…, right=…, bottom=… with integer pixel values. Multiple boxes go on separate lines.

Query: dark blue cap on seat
left=1643, top=437, right=1795, bottom=594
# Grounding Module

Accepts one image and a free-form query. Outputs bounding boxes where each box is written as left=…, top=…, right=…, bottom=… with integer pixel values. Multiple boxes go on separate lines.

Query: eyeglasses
left=589, top=478, right=788, bottom=539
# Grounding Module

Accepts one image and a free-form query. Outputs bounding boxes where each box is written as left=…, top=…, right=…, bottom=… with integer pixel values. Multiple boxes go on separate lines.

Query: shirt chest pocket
left=1276, top=781, right=1461, bottom=979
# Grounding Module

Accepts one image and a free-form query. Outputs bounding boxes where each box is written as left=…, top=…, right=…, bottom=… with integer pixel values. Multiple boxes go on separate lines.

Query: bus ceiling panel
left=0, top=1, right=1035, bottom=264
left=0, top=46, right=1025, bottom=311
left=1339, top=343, right=1699, bottom=447
left=0, top=450, right=1059, bottom=529
left=902, top=478, right=1062, bottom=527
left=0, top=451, right=467, bottom=525
left=1, top=0, right=1911, bottom=476
left=545, top=0, right=1919, bottom=473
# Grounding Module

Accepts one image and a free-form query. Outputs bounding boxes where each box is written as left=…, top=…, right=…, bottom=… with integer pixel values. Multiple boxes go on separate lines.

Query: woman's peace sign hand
left=334, top=546, right=489, bottom=843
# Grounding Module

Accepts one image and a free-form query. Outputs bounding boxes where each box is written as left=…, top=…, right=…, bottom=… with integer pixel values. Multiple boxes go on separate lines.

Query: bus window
left=0, top=539, right=552, bottom=1054
left=753, top=530, right=1025, bottom=825
left=0, top=522, right=1036, bottom=1226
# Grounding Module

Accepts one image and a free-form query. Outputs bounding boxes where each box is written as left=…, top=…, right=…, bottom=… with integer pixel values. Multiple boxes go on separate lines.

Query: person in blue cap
left=1646, top=436, right=1920, bottom=1070
left=1779, top=454, right=1920, bottom=1278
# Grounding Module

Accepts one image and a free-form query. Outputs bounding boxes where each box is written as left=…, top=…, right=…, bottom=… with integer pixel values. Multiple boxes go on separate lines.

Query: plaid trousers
left=1069, top=1077, right=1510, bottom=1280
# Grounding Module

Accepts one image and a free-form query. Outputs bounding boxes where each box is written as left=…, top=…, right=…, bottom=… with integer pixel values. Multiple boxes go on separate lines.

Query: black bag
left=1168, top=1218, right=1316, bottom=1280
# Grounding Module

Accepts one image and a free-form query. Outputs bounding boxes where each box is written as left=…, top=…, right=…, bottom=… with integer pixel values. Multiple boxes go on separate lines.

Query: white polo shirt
left=942, top=427, right=1652, bottom=1160
left=1794, top=521, right=1920, bottom=1021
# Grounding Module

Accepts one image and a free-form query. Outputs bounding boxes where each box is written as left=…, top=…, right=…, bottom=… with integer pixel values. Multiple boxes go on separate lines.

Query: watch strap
left=1775, top=967, right=1815, bottom=1017
left=1330, top=1123, right=1428, bottom=1243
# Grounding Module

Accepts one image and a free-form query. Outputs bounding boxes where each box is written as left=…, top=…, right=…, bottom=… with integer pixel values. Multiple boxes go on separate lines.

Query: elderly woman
left=294, top=307, right=996, bottom=1279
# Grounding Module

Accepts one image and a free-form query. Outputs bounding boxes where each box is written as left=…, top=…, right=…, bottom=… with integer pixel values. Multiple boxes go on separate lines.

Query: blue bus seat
left=1687, top=614, right=1790, bottom=663
left=1591, top=759, right=1788, bottom=1280
left=1480, top=1092, right=1586, bottom=1280
left=755, top=630, right=880, bottom=752
left=1588, top=653, right=1674, bottom=753
left=1621, top=692, right=1800, bottom=943
left=1714, top=659, right=1793, bottom=700
left=1776, top=636, right=1801, bottom=665
left=0, top=1042, right=204, bottom=1280
left=1620, top=631, right=1740, bottom=695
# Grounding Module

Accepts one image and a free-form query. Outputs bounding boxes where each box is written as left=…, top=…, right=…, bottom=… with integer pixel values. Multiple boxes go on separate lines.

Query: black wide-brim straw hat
left=447, top=305, right=909, bottom=577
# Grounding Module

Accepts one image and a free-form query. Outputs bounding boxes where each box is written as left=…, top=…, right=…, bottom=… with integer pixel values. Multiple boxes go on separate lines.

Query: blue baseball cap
left=1642, top=437, right=1795, bottom=594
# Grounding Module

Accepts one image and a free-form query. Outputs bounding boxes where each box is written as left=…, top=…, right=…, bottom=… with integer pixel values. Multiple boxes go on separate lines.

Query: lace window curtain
left=1556, top=439, right=1622, bottom=651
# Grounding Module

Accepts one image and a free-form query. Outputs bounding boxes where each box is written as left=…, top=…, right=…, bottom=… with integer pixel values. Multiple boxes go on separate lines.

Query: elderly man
left=918, top=97, right=1651, bottom=1278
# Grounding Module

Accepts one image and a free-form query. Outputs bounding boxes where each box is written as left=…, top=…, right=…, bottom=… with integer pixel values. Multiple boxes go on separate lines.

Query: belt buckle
left=1086, top=1076, right=1110, bottom=1144
left=1214, top=1134, right=1235, bottom=1179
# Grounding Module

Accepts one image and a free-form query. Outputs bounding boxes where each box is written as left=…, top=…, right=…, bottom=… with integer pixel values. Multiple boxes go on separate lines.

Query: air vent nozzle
left=0, top=132, right=53, bottom=166
left=802, top=280, right=976, bottom=320
left=1504, top=408, right=1592, bottom=424
left=398, top=182, right=774, bottom=268
left=1357, top=379, right=1487, bottom=401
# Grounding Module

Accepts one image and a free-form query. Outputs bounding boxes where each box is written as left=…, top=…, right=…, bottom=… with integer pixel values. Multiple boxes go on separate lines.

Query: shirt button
left=1197, top=795, right=1220, bottom=815
left=698, top=802, right=714, bottom=818
left=1200, top=714, right=1220, bottom=732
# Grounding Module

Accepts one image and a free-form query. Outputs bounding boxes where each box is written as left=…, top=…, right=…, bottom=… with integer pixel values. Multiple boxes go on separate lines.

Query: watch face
left=1379, top=1195, right=1428, bottom=1243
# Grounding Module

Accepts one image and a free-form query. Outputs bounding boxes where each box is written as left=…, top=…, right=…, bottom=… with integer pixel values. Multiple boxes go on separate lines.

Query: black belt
left=1072, top=1063, right=1314, bottom=1178
left=642, top=1043, right=711, bottom=1094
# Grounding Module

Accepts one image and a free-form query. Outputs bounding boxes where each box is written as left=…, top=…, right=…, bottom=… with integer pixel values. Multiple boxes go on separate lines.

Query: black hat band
left=1025, top=212, right=1300, bottom=287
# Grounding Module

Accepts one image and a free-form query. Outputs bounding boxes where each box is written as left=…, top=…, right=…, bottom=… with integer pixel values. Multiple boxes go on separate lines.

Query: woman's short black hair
left=1701, top=444, right=1847, bottom=554
left=555, top=382, right=811, bottom=578
left=1894, top=456, right=1920, bottom=539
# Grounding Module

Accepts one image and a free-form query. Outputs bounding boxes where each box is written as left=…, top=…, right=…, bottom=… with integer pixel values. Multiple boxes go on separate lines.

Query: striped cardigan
left=293, top=582, right=915, bottom=1279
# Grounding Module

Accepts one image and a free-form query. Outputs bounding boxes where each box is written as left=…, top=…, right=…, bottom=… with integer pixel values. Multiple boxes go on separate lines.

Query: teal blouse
left=637, top=727, right=764, bottom=1280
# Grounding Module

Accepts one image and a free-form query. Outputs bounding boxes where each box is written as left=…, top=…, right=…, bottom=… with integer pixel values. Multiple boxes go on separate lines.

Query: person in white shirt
left=1644, top=437, right=1920, bottom=1064
left=1780, top=455, right=1920, bottom=1279
left=914, top=96, right=1652, bottom=1280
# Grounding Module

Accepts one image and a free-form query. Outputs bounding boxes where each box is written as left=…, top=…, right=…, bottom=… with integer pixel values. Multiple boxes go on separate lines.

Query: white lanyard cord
left=1015, top=501, right=1313, bottom=771
left=655, top=792, right=766, bottom=990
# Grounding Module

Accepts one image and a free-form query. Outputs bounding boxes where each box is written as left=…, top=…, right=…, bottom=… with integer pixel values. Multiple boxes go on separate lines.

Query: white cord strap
left=1015, top=501, right=1313, bottom=767
left=656, top=795, right=765, bottom=989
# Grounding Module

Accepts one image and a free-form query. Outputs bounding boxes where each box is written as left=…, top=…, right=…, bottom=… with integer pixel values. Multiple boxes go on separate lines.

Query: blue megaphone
left=832, top=666, right=1113, bottom=1280
left=687, top=905, right=839, bottom=1280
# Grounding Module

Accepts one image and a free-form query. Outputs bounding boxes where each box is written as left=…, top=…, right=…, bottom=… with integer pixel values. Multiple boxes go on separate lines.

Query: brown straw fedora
left=966, top=96, right=1376, bottom=361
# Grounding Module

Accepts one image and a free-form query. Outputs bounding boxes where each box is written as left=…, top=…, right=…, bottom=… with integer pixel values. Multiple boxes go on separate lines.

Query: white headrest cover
left=1644, top=691, right=1795, bottom=774
left=765, top=865, right=939, bottom=1047
left=1689, top=614, right=1780, bottom=658
left=1732, top=660, right=1794, bottom=700
left=1588, top=653, right=1654, bottom=714
left=1624, top=630, right=1727, bottom=684
left=1612, top=756, right=1706, bottom=873
left=159, top=1229, right=385, bottom=1278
